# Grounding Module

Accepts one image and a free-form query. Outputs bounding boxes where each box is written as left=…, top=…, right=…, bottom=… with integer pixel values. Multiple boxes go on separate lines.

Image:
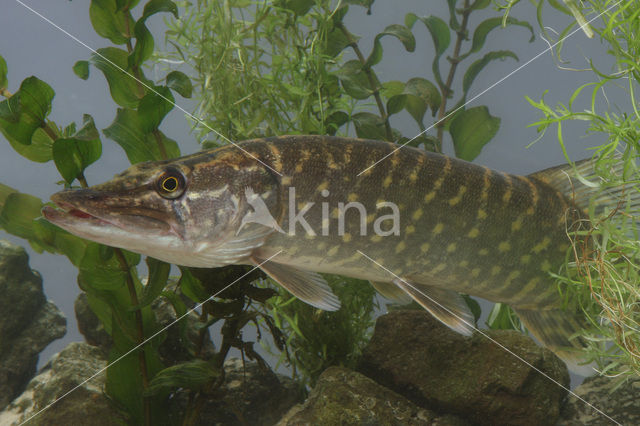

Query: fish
left=42, top=135, right=636, bottom=374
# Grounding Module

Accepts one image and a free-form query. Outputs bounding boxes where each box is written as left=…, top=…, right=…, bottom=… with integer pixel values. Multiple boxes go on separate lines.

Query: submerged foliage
left=0, top=0, right=550, bottom=423
left=507, top=0, right=640, bottom=379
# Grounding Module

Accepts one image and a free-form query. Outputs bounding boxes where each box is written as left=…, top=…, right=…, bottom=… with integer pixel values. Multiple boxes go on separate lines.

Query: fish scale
left=43, top=135, right=634, bottom=375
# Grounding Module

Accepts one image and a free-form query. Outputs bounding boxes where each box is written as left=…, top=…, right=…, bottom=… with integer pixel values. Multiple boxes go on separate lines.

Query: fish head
left=42, top=148, right=280, bottom=266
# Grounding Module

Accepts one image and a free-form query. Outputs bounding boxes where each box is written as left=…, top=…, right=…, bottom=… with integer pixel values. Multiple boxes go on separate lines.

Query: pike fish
left=42, top=136, right=633, bottom=374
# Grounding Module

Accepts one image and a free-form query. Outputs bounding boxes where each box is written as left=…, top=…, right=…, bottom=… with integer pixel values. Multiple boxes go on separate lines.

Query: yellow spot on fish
left=295, top=163, right=304, bottom=173
left=305, top=233, right=316, bottom=240
left=420, top=243, right=430, bottom=253
left=459, top=260, right=469, bottom=268
left=433, top=223, right=444, bottom=234
left=447, top=243, right=457, bottom=253
left=327, top=246, right=339, bottom=256
left=409, top=171, right=418, bottom=182
left=477, top=209, right=488, bottom=220
left=505, top=270, right=520, bottom=285
left=281, top=176, right=293, bottom=186
left=317, top=180, right=329, bottom=192
left=498, top=241, right=511, bottom=253
left=481, top=167, right=491, bottom=202
left=424, top=191, right=436, bottom=203
left=467, top=228, right=480, bottom=238
left=348, top=193, right=358, bottom=202
left=479, top=248, right=489, bottom=256
left=432, top=263, right=447, bottom=274
left=448, top=186, right=467, bottom=206
left=511, top=217, right=523, bottom=232
left=491, top=266, right=501, bottom=276
left=395, top=241, right=406, bottom=254
left=317, top=242, right=327, bottom=250
left=520, top=254, right=531, bottom=265
left=366, top=213, right=376, bottom=224
left=405, top=225, right=416, bottom=235
left=343, top=233, right=352, bottom=243
left=541, top=260, right=552, bottom=272
left=370, top=235, right=383, bottom=243
left=383, top=175, right=393, bottom=188
left=532, top=237, right=551, bottom=254
left=526, top=206, right=535, bottom=215
left=521, top=277, right=541, bottom=296
left=331, top=207, right=340, bottom=219
left=412, top=209, right=423, bottom=220
left=471, top=268, right=481, bottom=278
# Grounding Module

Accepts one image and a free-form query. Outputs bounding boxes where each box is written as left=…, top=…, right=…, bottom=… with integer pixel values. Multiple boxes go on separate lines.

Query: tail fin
left=514, top=308, right=596, bottom=376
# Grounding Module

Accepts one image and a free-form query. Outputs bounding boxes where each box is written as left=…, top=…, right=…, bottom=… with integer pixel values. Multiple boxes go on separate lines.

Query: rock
left=0, top=240, right=66, bottom=411
left=74, top=282, right=215, bottom=364
left=196, top=357, right=304, bottom=425
left=74, top=293, right=111, bottom=351
left=0, top=342, right=126, bottom=426
left=357, top=310, right=570, bottom=426
left=558, top=374, right=640, bottom=425
left=277, top=366, right=468, bottom=426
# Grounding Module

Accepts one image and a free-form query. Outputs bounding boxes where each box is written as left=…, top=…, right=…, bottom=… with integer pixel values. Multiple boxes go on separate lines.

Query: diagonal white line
left=18, top=250, right=283, bottom=426
left=356, top=250, right=621, bottom=426
left=357, top=0, right=623, bottom=177
left=13, top=0, right=283, bottom=177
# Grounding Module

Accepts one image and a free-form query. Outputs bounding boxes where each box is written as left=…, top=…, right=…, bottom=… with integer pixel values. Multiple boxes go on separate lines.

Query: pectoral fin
left=392, top=279, right=475, bottom=336
left=252, top=257, right=341, bottom=311
left=370, top=281, right=413, bottom=304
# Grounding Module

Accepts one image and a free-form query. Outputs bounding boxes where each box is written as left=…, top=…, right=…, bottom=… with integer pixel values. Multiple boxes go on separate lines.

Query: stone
left=277, top=366, right=468, bottom=426
left=0, top=240, right=66, bottom=411
left=357, top=310, right=570, bottom=426
left=558, top=374, right=640, bottom=425
left=196, top=357, right=304, bottom=425
left=74, top=282, right=215, bottom=364
left=0, top=342, right=126, bottom=426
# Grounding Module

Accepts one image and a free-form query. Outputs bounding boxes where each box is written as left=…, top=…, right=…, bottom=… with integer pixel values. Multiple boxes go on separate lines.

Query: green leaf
left=352, top=112, right=385, bottom=140
left=166, top=71, right=192, bottom=98
left=52, top=115, right=102, bottom=184
left=137, top=258, right=170, bottom=308
left=0, top=55, right=7, bottom=92
left=326, top=27, right=352, bottom=57
left=179, top=267, right=210, bottom=302
left=418, top=16, right=450, bottom=88
left=138, top=87, right=174, bottom=133
left=468, top=17, right=534, bottom=56
left=103, top=108, right=180, bottom=164
left=463, top=50, right=518, bottom=96
left=399, top=134, right=439, bottom=150
left=0, top=192, right=43, bottom=241
left=0, top=183, right=18, bottom=211
left=73, top=61, right=90, bottom=80
left=129, top=21, right=154, bottom=68
left=486, top=303, right=522, bottom=330
left=144, top=360, right=219, bottom=396
left=445, top=0, right=460, bottom=31
left=4, top=128, right=54, bottom=163
left=334, top=60, right=372, bottom=100
left=449, top=106, right=500, bottom=161
left=469, top=0, right=491, bottom=10
left=462, top=295, right=481, bottom=323
left=91, top=47, right=142, bottom=108
left=0, top=76, right=55, bottom=146
left=276, top=0, right=315, bottom=15
left=141, top=0, right=179, bottom=20
left=403, top=77, right=441, bottom=123
left=89, top=0, right=134, bottom=45
left=366, top=24, right=416, bottom=68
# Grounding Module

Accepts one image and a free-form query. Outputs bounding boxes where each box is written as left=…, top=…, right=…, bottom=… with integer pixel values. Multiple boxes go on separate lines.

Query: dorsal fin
left=528, top=155, right=639, bottom=216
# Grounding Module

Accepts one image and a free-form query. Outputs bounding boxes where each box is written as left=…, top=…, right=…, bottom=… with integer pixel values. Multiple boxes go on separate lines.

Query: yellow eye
left=156, top=168, right=186, bottom=199
left=162, top=176, right=178, bottom=192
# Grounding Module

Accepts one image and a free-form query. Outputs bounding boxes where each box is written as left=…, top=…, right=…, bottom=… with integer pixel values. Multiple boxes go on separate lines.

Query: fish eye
left=156, top=168, right=186, bottom=199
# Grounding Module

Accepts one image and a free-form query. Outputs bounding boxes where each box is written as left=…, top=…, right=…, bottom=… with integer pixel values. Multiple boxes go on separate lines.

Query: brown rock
left=357, top=310, right=570, bottom=425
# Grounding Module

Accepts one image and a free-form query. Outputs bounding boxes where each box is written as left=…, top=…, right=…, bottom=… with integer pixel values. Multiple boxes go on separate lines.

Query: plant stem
left=435, top=0, right=472, bottom=151
left=337, top=22, right=394, bottom=141
left=114, top=248, right=151, bottom=426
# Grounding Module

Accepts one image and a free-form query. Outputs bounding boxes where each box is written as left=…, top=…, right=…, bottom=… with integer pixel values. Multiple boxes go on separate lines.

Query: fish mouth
left=42, top=200, right=116, bottom=228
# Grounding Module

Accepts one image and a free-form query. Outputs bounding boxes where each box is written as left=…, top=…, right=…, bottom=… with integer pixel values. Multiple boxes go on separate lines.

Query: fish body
left=43, top=135, right=623, bottom=373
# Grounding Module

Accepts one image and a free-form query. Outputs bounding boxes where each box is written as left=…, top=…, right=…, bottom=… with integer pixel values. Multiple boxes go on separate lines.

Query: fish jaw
left=42, top=188, right=189, bottom=261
